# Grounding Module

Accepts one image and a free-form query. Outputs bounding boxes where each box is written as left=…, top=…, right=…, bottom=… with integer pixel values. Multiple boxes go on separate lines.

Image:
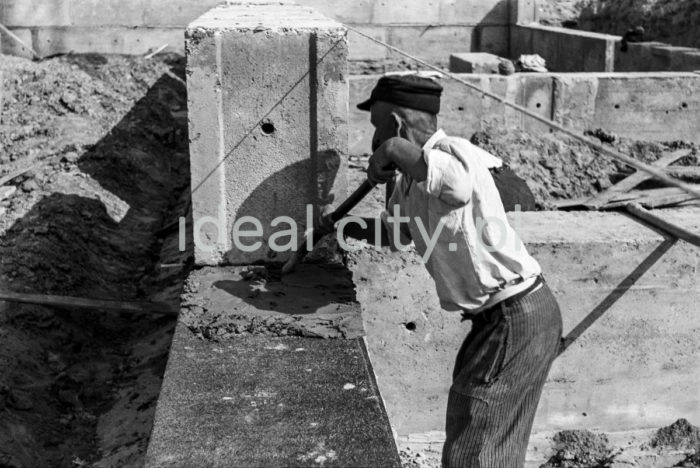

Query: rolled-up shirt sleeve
left=423, top=148, right=473, bottom=206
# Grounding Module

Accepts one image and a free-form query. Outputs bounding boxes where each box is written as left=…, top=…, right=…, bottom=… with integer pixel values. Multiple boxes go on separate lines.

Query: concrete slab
left=179, top=263, right=364, bottom=340
left=145, top=324, right=401, bottom=467
left=186, top=3, right=348, bottom=266
left=449, top=52, right=501, bottom=74
left=347, top=208, right=700, bottom=439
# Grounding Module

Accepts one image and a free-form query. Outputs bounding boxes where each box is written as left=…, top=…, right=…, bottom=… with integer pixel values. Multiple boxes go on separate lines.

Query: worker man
left=328, top=74, right=563, bottom=467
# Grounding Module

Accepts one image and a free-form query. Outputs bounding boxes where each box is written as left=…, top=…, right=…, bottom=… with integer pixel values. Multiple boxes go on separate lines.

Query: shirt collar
left=423, top=128, right=447, bottom=151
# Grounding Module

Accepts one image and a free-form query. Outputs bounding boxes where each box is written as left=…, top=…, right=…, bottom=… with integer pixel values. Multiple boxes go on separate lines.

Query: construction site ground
left=0, top=52, right=699, bottom=467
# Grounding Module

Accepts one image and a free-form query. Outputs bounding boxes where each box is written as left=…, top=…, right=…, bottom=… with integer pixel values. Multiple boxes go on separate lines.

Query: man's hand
left=314, top=204, right=335, bottom=235
left=367, top=140, right=398, bottom=185
left=368, top=137, right=427, bottom=184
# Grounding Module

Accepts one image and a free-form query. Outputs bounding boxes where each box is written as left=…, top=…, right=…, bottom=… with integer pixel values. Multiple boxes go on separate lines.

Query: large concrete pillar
left=186, top=1, right=348, bottom=265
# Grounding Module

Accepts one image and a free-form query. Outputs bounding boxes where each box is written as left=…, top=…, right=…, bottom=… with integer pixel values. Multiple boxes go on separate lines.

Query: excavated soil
left=0, top=53, right=190, bottom=467
left=541, top=430, right=614, bottom=468
left=538, top=0, right=700, bottom=49
left=348, top=126, right=698, bottom=211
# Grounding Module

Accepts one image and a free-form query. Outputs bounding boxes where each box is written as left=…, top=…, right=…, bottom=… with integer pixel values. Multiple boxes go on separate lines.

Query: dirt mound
left=470, top=126, right=698, bottom=209
left=0, top=53, right=190, bottom=467
left=541, top=430, right=614, bottom=468
left=652, top=419, right=700, bottom=450
left=577, top=0, right=700, bottom=48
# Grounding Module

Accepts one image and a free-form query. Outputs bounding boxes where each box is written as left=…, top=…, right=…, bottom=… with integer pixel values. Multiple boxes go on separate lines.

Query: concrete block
left=347, top=25, right=388, bottom=61
left=0, top=0, right=71, bottom=27
left=0, top=27, right=33, bottom=59
left=592, top=73, right=700, bottom=142
left=146, top=324, right=401, bottom=467
left=348, top=208, right=700, bottom=437
left=530, top=25, right=615, bottom=72
left=186, top=3, right=349, bottom=265
left=439, top=0, right=510, bottom=25
left=552, top=74, right=598, bottom=131
left=449, top=52, right=501, bottom=74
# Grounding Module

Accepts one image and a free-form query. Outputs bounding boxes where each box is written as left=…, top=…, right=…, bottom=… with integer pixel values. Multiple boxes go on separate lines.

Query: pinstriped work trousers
left=442, top=281, right=562, bottom=468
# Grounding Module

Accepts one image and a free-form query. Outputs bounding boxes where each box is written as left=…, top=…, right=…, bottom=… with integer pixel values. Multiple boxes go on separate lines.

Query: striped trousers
left=442, top=279, right=562, bottom=468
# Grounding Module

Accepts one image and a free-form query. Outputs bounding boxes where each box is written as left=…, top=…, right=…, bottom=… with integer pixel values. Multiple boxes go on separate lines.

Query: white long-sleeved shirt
left=381, top=129, right=541, bottom=313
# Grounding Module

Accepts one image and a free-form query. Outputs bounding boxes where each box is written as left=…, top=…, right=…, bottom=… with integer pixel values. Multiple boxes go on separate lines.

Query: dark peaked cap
left=357, top=74, right=443, bottom=114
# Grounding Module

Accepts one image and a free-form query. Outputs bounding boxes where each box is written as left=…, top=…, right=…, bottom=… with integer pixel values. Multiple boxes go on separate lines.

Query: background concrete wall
left=348, top=208, right=700, bottom=439
left=511, top=24, right=700, bottom=73
left=0, top=0, right=515, bottom=61
left=350, top=72, right=700, bottom=155
left=186, top=3, right=348, bottom=265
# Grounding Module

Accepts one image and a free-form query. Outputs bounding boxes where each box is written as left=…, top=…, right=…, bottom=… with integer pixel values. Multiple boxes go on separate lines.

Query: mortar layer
left=180, top=263, right=363, bottom=340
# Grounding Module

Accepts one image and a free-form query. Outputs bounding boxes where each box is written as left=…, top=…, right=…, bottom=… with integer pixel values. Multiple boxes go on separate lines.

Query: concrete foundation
left=185, top=2, right=348, bottom=265
left=511, top=23, right=700, bottom=73
left=347, top=207, right=700, bottom=453
left=0, top=0, right=514, bottom=61
left=350, top=72, right=700, bottom=154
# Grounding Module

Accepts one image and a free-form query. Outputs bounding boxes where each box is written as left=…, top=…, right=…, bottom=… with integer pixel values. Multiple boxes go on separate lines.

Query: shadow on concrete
left=190, top=36, right=345, bottom=200
left=559, top=238, right=677, bottom=354
left=210, top=262, right=357, bottom=317
left=472, top=0, right=510, bottom=56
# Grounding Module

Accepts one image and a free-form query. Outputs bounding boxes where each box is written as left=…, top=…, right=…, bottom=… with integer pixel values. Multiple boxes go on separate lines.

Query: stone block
left=449, top=52, right=501, bottom=74
left=186, top=3, right=349, bottom=265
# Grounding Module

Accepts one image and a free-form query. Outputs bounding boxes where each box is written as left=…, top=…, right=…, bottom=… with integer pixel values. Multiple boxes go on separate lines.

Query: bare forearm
left=384, top=137, right=427, bottom=182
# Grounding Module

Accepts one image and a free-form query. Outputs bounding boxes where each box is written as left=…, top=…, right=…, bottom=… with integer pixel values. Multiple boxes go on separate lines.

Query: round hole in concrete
left=405, top=321, right=417, bottom=332
left=681, top=102, right=688, bottom=109
left=536, top=102, right=541, bottom=108
left=614, top=104, right=620, bottom=109
left=458, top=106, right=464, bottom=111
left=261, top=122, right=275, bottom=135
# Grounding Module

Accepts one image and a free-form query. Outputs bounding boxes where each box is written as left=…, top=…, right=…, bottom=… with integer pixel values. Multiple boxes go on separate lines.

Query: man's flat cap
left=357, top=74, right=443, bottom=114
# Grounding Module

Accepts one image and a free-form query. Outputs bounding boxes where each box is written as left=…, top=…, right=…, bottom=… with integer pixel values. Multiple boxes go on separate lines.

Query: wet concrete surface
left=145, top=322, right=401, bottom=467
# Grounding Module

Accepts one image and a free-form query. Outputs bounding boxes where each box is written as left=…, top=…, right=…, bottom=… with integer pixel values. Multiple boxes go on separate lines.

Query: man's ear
left=390, top=112, right=406, bottom=138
